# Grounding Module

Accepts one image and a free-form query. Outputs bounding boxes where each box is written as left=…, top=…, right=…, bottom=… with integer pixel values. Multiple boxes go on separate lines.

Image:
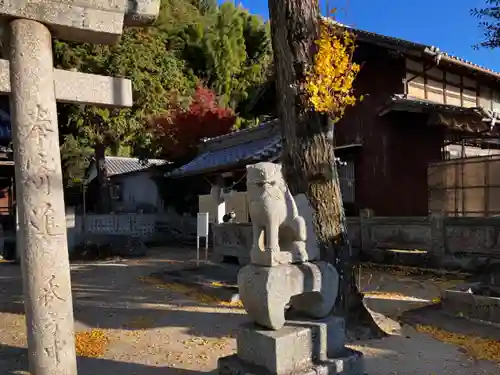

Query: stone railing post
left=430, top=211, right=445, bottom=255
left=360, top=208, right=374, bottom=253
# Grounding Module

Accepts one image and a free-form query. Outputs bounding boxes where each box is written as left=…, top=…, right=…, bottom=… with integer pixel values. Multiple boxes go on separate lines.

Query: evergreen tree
left=472, top=1, right=500, bottom=48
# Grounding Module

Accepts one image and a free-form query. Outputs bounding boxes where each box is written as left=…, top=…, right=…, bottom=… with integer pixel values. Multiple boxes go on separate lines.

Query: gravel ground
left=0, top=248, right=499, bottom=375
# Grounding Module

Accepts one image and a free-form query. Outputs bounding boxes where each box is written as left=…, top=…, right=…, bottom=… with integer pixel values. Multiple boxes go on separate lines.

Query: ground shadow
left=353, top=324, right=500, bottom=374
left=357, top=264, right=467, bottom=320
left=72, top=301, right=246, bottom=338
left=400, top=303, right=500, bottom=341
left=1, top=249, right=468, bottom=339
left=0, top=343, right=212, bottom=375
left=0, top=249, right=246, bottom=338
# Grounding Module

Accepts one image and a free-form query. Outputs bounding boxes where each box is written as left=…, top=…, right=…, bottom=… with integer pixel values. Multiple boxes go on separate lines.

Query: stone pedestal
left=238, top=262, right=339, bottom=330
left=218, top=316, right=364, bottom=375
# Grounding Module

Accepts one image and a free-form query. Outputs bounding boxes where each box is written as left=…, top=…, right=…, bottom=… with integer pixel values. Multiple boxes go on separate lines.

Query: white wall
left=114, top=172, right=163, bottom=212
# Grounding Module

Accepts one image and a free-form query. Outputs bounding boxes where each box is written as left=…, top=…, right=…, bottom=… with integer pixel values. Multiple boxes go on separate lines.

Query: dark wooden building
left=0, top=97, right=14, bottom=217
left=171, top=23, right=500, bottom=217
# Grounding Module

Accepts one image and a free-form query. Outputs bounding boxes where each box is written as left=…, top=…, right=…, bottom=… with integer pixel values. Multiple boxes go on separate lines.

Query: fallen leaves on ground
left=363, top=291, right=443, bottom=304
left=138, top=276, right=243, bottom=308
left=75, top=329, right=109, bottom=358
left=416, top=324, right=500, bottom=362
left=363, top=291, right=408, bottom=299
left=182, top=337, right=228, bottom=351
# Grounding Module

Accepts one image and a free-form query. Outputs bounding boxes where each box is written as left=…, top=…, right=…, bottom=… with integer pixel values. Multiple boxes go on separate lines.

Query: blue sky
left=227, top=0, right=500, bottom=72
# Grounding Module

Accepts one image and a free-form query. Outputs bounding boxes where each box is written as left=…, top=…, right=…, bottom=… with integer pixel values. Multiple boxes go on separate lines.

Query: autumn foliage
left=304, top=21, right=360, bottom=122
left=152, top=85, right=236, bottom=160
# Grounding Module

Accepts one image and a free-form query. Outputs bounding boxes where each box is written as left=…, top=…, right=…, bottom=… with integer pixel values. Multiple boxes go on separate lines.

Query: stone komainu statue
left=246, top=162, right=308, bottom=262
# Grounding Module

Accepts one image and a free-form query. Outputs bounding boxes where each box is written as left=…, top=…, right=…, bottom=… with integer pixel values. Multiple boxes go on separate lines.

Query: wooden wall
left=429, top=155, right=500, bottom=217
left=406, top=58, right=500, bottom=110
left=335, top=47, right=448, bottom=216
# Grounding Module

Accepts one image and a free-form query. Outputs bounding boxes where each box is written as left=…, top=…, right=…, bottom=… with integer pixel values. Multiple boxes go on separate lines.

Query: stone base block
left=443, top=282, right=500, bottom=324
left=218, top=348, right=364, bottom=375
left=283, top=315, right=346, bottom=359
left=225, top=317, right=361, bottom=375
left=236, top=322, right=315, bottom=374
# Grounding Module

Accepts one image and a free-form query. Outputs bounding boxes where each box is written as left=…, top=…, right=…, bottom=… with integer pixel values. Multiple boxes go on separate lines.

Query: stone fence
left=6, top=209, right=500, bottom=270
left=1, top=212, right=197, bottom=259
left=66, top=212, right=197, bottom=251
left=212, top=211, right=500, bottom=271
left=347, top=211, right=500, bottom=257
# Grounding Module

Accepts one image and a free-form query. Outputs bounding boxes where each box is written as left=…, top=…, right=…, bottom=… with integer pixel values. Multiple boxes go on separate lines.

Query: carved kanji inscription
left=38, top=275, right=65, bottom=306
left=25, top=172, right=52, bottom=195
left=25, top=104, right=54, bottom=148
left=28, top=203, right=64, bottom=236
left=42, top=318, right=62, bottom=365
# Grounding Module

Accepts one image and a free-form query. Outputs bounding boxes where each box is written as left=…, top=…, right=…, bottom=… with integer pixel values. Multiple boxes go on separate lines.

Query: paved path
left=0, top=248, right=498, bottom=375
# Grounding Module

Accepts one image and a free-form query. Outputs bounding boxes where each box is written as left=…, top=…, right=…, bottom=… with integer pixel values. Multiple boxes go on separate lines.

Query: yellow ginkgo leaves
left=75, top=329, right=109, bottom=358
left=304, top=22, right=360, bottom=121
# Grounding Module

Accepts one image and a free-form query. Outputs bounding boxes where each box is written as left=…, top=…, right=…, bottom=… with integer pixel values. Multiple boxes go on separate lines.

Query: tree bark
left=267, top=0, right=385, bottom=339
left=95, top=142, right=111, bottom=213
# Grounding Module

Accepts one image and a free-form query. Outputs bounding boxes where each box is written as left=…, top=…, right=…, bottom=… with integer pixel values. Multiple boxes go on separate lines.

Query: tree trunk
left=267, top=0, right=385, bottom=339
left=95, top=142, right=111, bottom=214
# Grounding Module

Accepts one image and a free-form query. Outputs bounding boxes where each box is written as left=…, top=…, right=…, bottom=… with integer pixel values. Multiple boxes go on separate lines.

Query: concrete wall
left=212, top=210, right=500, bottom=271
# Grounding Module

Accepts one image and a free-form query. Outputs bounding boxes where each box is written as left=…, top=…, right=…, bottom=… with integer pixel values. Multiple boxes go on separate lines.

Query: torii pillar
left=0, top=1, right=160, bottom=374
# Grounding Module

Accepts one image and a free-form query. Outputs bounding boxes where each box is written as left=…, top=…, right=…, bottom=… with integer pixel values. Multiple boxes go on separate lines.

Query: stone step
left=218, top=348, right=364, bottom=375
left=306, top=349, right=364, bottom=375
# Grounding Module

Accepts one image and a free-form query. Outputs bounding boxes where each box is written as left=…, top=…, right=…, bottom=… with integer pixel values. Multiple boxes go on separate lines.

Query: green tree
left=56, top=0, right=273, bottom=209
left=55, top=24, right=195, bottom=212
left=472, top=1, right=500, bottom=48
left=196, top=0, right=218, bottom=15
left=231, top=12, right=273, bottom=115
left=177, top=2, right=272, bottom=111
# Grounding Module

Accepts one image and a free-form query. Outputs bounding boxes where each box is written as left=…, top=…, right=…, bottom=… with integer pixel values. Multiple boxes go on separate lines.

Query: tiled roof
left=87, top=156, right=169, bottom=182
left=104, top=156, right=169, bottom=177
left=380, top=95, right=498, bottom=134
left=167, top=120, right=363, bottom=178
left=201, top=119, right=279, bottom=145
left=381, top=94, right=490, bottom=116
left=167, top=135, right=282, bottom=178
left=328, top=20, right=500, bottom=78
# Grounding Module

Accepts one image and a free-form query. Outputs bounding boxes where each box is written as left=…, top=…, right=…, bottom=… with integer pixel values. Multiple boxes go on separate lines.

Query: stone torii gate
left=0, top=1, right=160, bottom=374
